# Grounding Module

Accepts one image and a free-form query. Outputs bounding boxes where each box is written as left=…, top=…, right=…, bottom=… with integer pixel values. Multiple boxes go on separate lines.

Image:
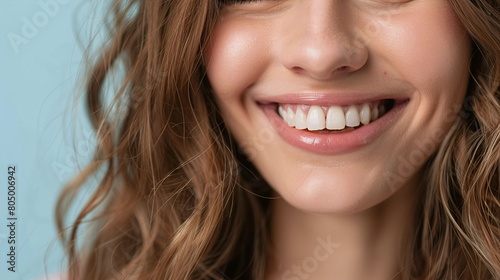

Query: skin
left=205, top=0, right=471, bottom=279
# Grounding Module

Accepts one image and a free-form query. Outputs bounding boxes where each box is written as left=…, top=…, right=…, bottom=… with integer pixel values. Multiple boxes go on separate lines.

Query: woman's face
left=205, top=0, right=471, bottom=214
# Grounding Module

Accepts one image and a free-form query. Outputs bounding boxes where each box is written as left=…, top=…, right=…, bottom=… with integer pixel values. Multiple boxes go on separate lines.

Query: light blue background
left=0, top=1, right=106, bottom=279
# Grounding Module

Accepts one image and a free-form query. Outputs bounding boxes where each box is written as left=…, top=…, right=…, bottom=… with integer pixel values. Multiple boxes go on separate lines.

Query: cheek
left=377, top=3, right=470, bottom=95
left=374, top=3, right=470, bottom=137
left=205, top=22, right=270, bottom=100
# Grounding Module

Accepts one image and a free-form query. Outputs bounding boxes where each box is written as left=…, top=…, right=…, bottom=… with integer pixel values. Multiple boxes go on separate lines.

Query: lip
left=260, top=97, right=409, bottom=155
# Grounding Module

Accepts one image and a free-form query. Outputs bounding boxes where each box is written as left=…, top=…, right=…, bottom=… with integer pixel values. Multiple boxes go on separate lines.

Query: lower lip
left=261, top=100, right=409, bottom=155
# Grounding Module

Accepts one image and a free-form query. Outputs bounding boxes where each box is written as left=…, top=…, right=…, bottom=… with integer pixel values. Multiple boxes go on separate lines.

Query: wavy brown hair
left=56, top=0, right=500, bottom=279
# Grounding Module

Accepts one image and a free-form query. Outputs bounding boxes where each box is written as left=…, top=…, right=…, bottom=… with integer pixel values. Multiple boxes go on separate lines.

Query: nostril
left=291, top=66, right=305, bottom=73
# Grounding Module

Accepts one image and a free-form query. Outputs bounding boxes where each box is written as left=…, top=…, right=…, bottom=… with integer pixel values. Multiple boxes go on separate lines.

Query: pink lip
left=261, top=99, right=409, bottom=155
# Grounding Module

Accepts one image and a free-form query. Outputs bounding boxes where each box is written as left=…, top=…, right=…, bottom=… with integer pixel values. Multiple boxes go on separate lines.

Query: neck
left=265, top=176, right=421, bottom=280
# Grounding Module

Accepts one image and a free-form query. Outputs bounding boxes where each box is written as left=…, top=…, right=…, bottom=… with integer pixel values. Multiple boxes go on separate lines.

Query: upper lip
left=255, top=93, right=410, bottom=106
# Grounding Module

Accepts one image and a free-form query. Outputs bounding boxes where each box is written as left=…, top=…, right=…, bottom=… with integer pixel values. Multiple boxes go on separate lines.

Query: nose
left=280, top=1, right=368, bottom=80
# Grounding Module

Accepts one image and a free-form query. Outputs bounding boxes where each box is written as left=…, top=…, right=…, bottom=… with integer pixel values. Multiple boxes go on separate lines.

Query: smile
left=260, top=97, right=409, bottom=154
left=277, top=100, right=392, bottom=133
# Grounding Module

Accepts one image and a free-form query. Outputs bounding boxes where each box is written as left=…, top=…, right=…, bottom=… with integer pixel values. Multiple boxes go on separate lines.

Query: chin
left=259, top=161, right=411, bottom=215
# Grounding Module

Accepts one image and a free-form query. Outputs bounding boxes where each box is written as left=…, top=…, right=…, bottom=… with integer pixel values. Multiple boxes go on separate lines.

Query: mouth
left=275, top=99, right=395, bottom=133
left=259, top=97, right=409, bottom=154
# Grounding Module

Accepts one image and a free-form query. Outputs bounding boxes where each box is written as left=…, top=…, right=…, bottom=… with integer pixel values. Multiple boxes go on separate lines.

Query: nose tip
left=281, top=33, right=369, bottom=80
left=279, top=4, right=368, bottom=80
left=283, top=42, right=368, bottom=80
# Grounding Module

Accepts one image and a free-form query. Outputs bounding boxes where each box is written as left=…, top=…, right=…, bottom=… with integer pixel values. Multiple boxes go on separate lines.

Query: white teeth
left=326, top=106, right=345, bottom=130
left=359, top=103, right=371, bottom=125
left=307, top=106, right=326, bottom=131
left=278, top=106, right=296, bottom=127
left=345, top=106, right=360, bottom=127
left=294, top=108, right=307, bottom=129
left=277, top=101, right=386, bottom=131
left=286, top=107, right=295, bottom=127
left=278, top=106, right=286, bottom=119
left=371, top=106, right=379, bottom=121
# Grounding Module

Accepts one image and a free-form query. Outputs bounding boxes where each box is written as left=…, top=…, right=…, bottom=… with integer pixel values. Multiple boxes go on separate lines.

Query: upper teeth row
left=278, top=103, right=385, bottom=131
